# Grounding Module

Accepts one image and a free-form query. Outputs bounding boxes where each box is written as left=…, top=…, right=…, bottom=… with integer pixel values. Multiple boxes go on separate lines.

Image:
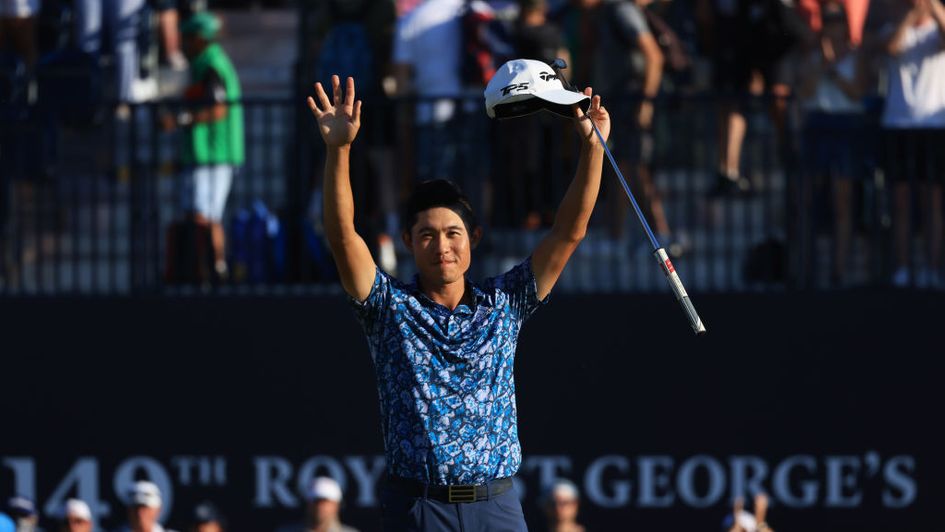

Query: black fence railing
left=0, top=93, right=921, bottom=296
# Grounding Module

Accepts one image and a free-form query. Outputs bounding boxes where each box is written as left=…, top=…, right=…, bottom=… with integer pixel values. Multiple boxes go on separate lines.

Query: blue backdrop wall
left=0, top=291, right=940, bottom=531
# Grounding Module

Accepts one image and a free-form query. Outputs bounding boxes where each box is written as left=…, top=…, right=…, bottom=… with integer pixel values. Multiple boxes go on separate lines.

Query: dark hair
left=402, top=179, right=479, bottom=235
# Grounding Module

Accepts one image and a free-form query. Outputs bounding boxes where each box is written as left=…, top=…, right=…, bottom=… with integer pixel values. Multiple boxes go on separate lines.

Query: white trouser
left=180, top=165, right=234, bottom=223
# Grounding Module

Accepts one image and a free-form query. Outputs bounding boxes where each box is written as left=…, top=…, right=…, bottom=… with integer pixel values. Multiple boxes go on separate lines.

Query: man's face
left=306, top=499, right=340, bottom=525
left=404, top=207, right=478, bottom=289
left=129, top=505, right=160, bottom=532
left=63, top=516, right=92, bottom=532
left=195, top=522, right=223, bottom=532
left=549, top=495, right=579, bottom=523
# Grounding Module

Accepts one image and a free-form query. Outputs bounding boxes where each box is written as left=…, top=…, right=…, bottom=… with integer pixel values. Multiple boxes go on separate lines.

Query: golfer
left=306, top=73, right=609, bottom=531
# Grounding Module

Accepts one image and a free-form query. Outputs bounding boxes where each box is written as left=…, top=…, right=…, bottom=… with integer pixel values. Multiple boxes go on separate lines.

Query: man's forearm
left=550, top=143, right=604, bottom=242
left=323, top=146, right=358, bottom=245
left=643, top=57, right=663, bottom=99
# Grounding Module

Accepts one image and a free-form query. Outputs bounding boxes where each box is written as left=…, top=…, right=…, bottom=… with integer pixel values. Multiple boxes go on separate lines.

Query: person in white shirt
left=798, top=0, right=866, bottom=286
left=882, top=0, right=945, bottom=287
left=390, top=0, right=487, bottom=215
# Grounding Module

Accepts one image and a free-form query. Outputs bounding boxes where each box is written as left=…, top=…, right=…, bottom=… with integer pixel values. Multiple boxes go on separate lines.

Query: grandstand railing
left=0, top=94, right=899, bottom=296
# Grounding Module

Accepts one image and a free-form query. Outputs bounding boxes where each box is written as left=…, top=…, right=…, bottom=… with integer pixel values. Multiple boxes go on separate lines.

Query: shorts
left=882, top=128, right=945, bottom=185
left=802, top=112, right=864, bottom=179
left=180, top=164, right=235, bottom=223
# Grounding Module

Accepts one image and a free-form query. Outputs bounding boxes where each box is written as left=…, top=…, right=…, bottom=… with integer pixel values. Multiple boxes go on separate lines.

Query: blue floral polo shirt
left=349, top=258, right=546, bottom=485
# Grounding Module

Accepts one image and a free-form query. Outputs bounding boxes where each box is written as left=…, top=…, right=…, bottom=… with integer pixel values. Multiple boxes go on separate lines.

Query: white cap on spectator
left=551, top=479, right=579, bottom=500
left=63, top=499, right=92, bottom=521
left=306, top=477, right=343, bottom=503
left=734, top=510, right=758, bottom=532
left=484, top=59, right=590, bottom=119
left=131, top=481, right=162, bottom=508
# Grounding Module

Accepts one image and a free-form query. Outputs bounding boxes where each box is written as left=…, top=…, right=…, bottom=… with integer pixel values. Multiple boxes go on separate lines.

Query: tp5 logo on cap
left=500, top=82, right=530, bottom=96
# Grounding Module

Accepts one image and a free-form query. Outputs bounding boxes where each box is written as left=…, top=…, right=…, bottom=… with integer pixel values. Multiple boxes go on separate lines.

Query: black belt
left=388, top=476, right=513, bottom=503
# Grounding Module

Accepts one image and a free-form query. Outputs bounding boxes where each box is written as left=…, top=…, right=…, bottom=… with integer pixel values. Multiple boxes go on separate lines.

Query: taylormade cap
left=306, top=477, right=343, bottom=503
left=130, top=481, right=162, bottom=508
left=484, top=59, right=590, bottom=119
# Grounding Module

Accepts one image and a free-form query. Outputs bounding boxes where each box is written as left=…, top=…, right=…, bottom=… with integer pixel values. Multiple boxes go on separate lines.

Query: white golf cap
left=306, top=476, right=343, bottom=503
left=63, top=499, right=92, bottom=521
left=130, top=481, right=162, bottom=508
left=484, top=59, right=590, bottom=119
left=551, top=479, right=579, bottom=500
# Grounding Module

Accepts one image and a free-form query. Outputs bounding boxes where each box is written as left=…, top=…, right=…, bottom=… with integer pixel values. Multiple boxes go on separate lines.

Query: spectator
left=166, top=11, right=244, bottom=281
left=113, top=481, right=178, bottom=532
left=188, top=502, right=224, bottom=532
left=274, top=477, right=358, bottom=532
left=6, top=495, right=43, bottom=532
left=391, top=0, right=464, bottom=158
left=517, top=0, right=569, bottom=66
left=722, top=494, right=775, bottom=532
left=57, top=499, right=93, bottom=532
left=697, top=0, right=809, bottom=196
left=541, top=479, right=586, bottom=532
left=392, top=0, right=489, bottom=220
left=0, top=0, right=39, bottom=69
left=564, top=0, right=677, bottom=250
left=798, top=0, right=866, bottom=286
left=155, top=0, right=188, bottom=71
left=306, top=0, right=399, bottom=270
left=73, top=0, right=156, bottom=105
left=797, top=0, right=870, bottom=45
left=882, top=0, right=945, bottom=287
left=492, top=0, right=570, bottom=229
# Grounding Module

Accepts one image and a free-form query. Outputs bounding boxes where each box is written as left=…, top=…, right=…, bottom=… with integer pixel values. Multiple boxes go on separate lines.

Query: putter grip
left=653, top=248, right=707, bottom=335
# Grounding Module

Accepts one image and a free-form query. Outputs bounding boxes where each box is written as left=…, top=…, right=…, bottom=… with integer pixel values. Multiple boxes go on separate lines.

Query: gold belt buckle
left=447, top=484, right=477, bottom=503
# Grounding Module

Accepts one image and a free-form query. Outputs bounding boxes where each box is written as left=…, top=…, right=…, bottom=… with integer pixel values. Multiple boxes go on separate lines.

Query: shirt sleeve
left=612, top=2, right=651, bottom=44
left=347, top=267, right=393, bottom=339
left=486, top=257, right=549, bottom=325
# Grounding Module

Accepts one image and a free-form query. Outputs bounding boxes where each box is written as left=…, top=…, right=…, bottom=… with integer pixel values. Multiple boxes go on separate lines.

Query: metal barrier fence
left=0, top=93, right=907, bottom=296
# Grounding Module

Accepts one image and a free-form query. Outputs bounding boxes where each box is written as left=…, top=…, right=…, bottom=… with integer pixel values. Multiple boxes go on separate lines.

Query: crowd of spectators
left=0, top=478, right=782, bottom=531
left=302, top=0, right=945, bottom=288
left=2, top=0, right=945, bottom=289
left=0, top=478, right=358, bottom=532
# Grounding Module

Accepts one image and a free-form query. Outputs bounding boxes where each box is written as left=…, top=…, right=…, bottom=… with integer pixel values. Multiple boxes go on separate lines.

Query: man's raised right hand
left=307, top=75, right=362, bottom=148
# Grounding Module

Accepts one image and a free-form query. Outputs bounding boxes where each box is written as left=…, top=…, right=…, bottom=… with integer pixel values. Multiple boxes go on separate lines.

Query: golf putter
left=550, top=59, right=706, bottom=335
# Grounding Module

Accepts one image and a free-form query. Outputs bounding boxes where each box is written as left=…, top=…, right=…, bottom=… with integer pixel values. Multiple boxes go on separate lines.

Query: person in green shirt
left=169, top=11, right=245, bottom=278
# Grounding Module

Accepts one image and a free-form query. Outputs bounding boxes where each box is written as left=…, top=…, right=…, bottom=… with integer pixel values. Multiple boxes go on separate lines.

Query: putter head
left=549, top=58, right=577, bottom=92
